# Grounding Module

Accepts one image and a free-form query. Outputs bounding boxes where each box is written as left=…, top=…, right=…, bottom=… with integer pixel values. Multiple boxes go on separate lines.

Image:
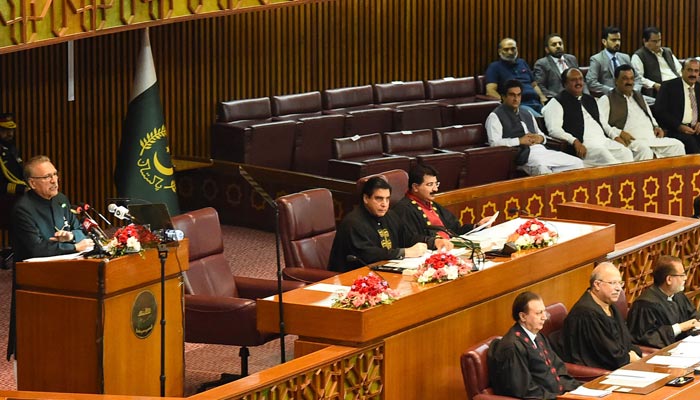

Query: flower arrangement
left=508, top=218, right=558, bottom=251
left=414, top=252, right=473, bottom=284
left=104, top=224, right=161, bottom=258
left=331, top=273, right=399, bottom=309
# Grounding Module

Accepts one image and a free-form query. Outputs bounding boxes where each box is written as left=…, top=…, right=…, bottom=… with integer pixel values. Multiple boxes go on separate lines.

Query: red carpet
left=0, top=225, right=294, bottom=396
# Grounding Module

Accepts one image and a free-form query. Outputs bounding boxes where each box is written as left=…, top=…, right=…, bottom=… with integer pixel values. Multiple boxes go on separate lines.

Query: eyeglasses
left=30, top=171, right=59, bottom=181
left=597, top=280, right=625, bottom=288
left=424, top=181, right=440, bottom=188
left=670, top=272, right=688, bottom=277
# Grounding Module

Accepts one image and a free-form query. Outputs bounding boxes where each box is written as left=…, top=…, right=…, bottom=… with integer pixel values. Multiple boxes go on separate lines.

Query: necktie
left=612, top=56, right=619, bottom=70
left=690, top=87, right=698, bottom=126
left=558, top=58, right=568, bottom=71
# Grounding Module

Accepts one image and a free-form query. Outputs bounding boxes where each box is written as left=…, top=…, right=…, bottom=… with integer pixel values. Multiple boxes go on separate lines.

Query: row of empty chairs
left=211, top=78, right=501, bottom=177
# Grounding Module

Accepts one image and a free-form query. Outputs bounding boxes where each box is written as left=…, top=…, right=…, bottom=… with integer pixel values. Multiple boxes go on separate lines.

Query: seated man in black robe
left=328, top=176, right=451, bottom=273
left=489, top=291, right=580, bottom=399
left=627, top=255, right=700, bottom=348
left=392, top=164, right=490, bottom=240
left=560, top=262, right=642, bottom=370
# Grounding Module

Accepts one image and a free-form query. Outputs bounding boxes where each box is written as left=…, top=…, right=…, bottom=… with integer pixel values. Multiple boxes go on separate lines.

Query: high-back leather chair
left=425, top=77, right=478, bottom=104
left=172, top=207, right=303, bottom=386
left=292, top=114, right=346, bottom=176
left=460, top=336, right=516, bottom=400
left=272, top=91, right=323, bottom=121
left=328, top=133, right=411, bottom=181
left=211, top=98, right=278, bottom=161
left=392, top=102, right=446, bottom=131
left=355, top=169, right=408, bottom=207
left=454, top=101, right=501, bottom=125
left=277, top=189, right=340, bottom=283
left=322, top=85, right=376, bottom=113
left=344, top=107, right=394, bottom=137
left=373, top=81, right=426, bottom=107
left=382, top=129, right=463, bottom=191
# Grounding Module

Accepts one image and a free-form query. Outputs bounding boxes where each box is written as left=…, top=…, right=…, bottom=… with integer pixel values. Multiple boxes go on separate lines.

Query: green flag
left=115, top=28, right=179, bottom=215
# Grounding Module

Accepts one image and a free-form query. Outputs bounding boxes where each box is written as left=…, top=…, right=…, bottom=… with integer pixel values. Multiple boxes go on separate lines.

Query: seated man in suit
left=328, top=176, right=450, bottom=273
left=393, top=164, right=491, bottom=239
left=598, top=64, right=685, bottom=160
left=534, top=33, right=589, bottom=98
left=488, top=291, right=581, bottom=399
left=560, top=262, right=642, bottom=370
left=542, top=68, right=634, bottom=166
left=485, top=79, right=583, bottom=175
left=631, top=26, right=682, bottom=92
left=485, top=37, right=548, bottom=114
left=627, top=255, right=700, bottom=348
left=587, top=26, right=644, bottom=97
left=653, top=58, right=700, bottom=154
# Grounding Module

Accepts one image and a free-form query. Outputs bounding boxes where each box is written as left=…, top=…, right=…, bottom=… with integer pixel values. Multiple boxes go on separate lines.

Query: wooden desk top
left=258, top=220, right=615, bottom=344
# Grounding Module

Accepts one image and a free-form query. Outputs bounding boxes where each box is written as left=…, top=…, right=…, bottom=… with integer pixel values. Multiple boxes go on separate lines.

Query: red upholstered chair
left=171, top=207, right=304, bottom=386
left=328, top=133, right=411, bottom=181
left=614, top=291, right=657, bottom=354
left=460, top=336, right=517, bottom=400
left=355, top=169, right=408, bottom=207
left=381, top=129, right=463, bottom=191
left=322, top=85, right=376, bottom=113
left=271, top=91, right=323, bottom=121
left=373, top=80, right=427, bottom=107
left=276, top=189, right=340, bottom=283
left=542, top=303, right=610, bottom=381
left=292, top=114, right=346, bottom=176
left=433, top=124, right=516, bottom=187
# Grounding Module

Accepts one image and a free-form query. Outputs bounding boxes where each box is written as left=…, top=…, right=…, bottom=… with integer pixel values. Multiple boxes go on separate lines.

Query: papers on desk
left=23, top=252, right=86, bottom=262
left=304, top=283, right=349, bottom=294
left=383, top=248, right=469, bottom=270
left=462, top=211, right=499, bottom=235
left=647, top=355, right=700, bottom=368
left=568, top=386, right=612, bottom=397
left=645, top=336, right=700, bottom=367
left=601, top=370, right=669, bottom=388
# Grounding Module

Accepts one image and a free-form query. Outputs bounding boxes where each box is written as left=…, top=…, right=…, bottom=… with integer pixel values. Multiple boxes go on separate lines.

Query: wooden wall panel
left=0, top=0, right=699, bottom=221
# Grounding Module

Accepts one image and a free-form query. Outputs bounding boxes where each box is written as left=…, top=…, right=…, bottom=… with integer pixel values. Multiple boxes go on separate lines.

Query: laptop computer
left=127, top=203, right=174, bottom=232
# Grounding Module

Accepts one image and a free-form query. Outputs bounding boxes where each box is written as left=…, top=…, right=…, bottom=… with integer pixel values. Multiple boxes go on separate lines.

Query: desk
left=559, top=341, right=700, bottom=400
left=258, top=219, right=615, bottom=399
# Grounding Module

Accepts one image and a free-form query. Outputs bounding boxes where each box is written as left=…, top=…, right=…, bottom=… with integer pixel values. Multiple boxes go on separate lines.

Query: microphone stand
left=157, top=242, right=168, bottom=397
left=238, top=166, right=286, bottom=364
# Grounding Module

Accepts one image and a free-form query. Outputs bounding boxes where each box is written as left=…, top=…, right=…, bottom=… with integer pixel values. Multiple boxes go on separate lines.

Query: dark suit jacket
left=587, top=50, right=641, bottom=95
left=654, top=77, right=700, bottom=132
left=533, top=54, right=588, bottom=97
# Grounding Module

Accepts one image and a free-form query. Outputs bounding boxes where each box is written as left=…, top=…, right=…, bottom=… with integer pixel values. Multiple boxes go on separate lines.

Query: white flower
left=418, top=267, right=436, bottom=284
left=444, top=265, right=459, bottom=280
left=529, top=224, right=541, bottom=231
left=126, top=236, right=141, bottom=252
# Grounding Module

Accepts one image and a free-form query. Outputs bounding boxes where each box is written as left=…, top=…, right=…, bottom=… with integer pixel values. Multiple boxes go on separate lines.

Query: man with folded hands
left=328, top=176, right=452, bottom=273
left=488, top=291, right=581, bottom=399
left=627, top=255, right=700, bottom=348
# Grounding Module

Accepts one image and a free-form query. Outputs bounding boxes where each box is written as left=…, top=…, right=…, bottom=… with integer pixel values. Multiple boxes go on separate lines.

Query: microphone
left=108, top=203, right=135, bottom=222
left=426, top=225, right=458, bottom=238
left=77, top=202, right=112, bottom=226
left=72, top=207, right=108, bottom=243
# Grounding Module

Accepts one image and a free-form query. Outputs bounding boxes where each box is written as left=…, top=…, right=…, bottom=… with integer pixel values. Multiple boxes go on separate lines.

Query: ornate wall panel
left=0, top=0, right=700, bottom=235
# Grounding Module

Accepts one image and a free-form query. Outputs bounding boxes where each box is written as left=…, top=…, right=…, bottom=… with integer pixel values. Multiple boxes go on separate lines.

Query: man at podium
left=10, top=155, right=93, bottom=261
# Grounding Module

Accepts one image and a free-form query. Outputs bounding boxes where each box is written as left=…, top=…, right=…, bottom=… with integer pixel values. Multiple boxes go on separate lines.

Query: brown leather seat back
left=393, top=102, right=445, bottom=131
left=172, top=207, right=237, bottom=297
left=277, top=189, right=336, bottom=269
left=293, top=115, right=346, bottom=175
left=541, top=302, right=568, bottom=338
left=374, top=81, right=426, bottom=105
left=345, top=108, right=394, bottom=137
left=243, top=121, right=297, bottom=169
left=454, top=101, right=500, bottom=125
left=333, top=133, right=384, bottom=160
left=217, top=97, right=272, bottom=123
left=356, top=169, right=408, bottom=207
left=425, top=77, right=477, bottom=101
left=460, top=336, right=502, bottom=399
left=434, top=124, right=488, bottom=151
left=615, top=289, right=629, bottom=320
left=382, top=130, right=434, bottom=157
left=323, top=85, right=374, bottom=110
left=272, top=91, right=323, bottom=120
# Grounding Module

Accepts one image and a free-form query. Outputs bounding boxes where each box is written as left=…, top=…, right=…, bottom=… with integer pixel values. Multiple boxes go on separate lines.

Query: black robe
left=392, top=196, right=475, bottom=239
left=561, top=290, right=641, bottom=370
left=488, top=324, right=580, bottom=399
left=627, top=285, right=700, bottom=348
left=328, top=206, right=428, bottom=273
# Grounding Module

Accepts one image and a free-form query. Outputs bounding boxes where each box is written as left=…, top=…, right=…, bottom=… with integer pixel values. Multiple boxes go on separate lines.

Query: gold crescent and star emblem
left=137, top=125, right=176, bottom=192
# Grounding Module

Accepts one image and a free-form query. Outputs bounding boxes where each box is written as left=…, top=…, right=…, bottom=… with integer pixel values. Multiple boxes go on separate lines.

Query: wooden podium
left=14, top=241, right=189, bottom=396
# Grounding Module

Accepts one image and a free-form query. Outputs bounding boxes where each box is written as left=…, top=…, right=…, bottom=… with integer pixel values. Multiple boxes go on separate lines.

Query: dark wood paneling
left=0, top=0, right=699, bottom=219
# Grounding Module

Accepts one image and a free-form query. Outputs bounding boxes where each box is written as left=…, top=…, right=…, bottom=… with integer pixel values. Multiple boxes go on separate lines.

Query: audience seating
left=328, top=133, right=411, bottom=181
left=322, top=85, right=376, bottom=113
left=433, top=124, right=516, bottom=187
left=344, top=107, right=394, bottom=137
left=277, top=189, right=339, bottom=283
left=216, top=97, right=273, bottom=125
left=542, top=303, right=610, bottom=382
left=211, top=120, right=297, bottom=168
left=355, top=169, right=408, bottom=207
left=453, top=101, right=500, bottom=126
left=292, top=114, right=346, bottom=176
left=271, top=91, right=323, bottom=121
left=391, top=102, right=446, bottom=131
left=172, top=207, right=304, bottom=389
left=459, top=336, right=516, bottom=400
left=373, top=81, right=427, bottom=107
left=425, top=77, right=479, bottom=105
left=382, top=129, right=463, bottom=191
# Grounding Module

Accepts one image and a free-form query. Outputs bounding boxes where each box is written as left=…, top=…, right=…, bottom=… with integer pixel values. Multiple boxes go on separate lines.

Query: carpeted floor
left=0, top=225, right=293, bottom=396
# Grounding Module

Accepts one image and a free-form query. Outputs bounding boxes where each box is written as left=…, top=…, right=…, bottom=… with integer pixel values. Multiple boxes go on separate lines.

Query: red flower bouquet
left=332, top=273, right=399, bottom=309
left=507, top=218, right=558, bottom=250
left=414, top=252, right=473, bottom=284
left=105, top=224, right=160, bottom=257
